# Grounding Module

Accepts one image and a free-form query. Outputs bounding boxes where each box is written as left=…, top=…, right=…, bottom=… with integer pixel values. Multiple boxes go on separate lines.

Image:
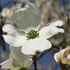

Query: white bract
left=0, top=3, right=64, bottom=70
left=12, top=3, right=41, bottom=30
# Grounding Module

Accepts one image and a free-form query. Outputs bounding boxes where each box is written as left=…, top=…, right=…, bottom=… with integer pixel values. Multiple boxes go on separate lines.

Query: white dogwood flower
left=1, top=3, right=65, bottom=70
left=2, top=20, right=64, bottom=55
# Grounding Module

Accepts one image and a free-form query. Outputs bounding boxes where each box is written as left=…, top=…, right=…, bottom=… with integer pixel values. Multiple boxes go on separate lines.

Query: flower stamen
left=26, top=30, right=39, bottom=40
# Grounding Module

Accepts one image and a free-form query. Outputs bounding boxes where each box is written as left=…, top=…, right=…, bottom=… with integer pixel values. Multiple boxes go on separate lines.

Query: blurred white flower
left=54, top=46, right=70, bottom=64
left=1, top=3, right=22, bottom=18
left=2, top=8, right=12, bottom=17
left=12, top=3, right=41, bottom=30
left=0, top=47, right=32, bottom=70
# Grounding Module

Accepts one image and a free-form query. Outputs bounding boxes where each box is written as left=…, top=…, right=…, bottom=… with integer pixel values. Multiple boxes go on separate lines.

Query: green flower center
left=26, top=30, right=39, bottom=40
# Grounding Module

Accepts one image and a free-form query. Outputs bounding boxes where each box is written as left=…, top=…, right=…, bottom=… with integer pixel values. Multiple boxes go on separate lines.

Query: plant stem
left=59, top=63, right=67, bottom=70
left=32, top=55, right=37, bottom=70
left=34, top=60, right=37, bottom=70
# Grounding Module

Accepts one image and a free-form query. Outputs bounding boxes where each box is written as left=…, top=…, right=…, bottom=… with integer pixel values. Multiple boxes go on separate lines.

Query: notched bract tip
left=3, top=31, right=9, bottom=35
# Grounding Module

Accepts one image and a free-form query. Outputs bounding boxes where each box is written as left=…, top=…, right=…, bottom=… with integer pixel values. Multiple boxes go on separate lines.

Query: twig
left=59, top=63, right=67, bottom=70
left=33, top=61, right=37, bottom=70
left=39, top=0, right=48, bottom=11
left=32, top=56, right=37, bottom=70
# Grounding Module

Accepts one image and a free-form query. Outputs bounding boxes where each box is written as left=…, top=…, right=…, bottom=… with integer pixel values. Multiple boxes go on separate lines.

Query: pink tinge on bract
left=54, top=46, right=70, bottom=64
